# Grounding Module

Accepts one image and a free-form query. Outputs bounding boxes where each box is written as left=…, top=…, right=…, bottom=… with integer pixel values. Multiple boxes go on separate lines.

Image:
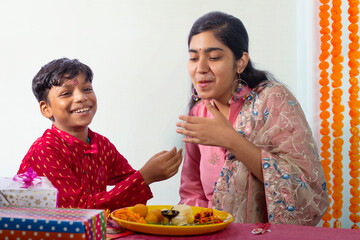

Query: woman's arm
left=248, top=83, right=329, bottom=225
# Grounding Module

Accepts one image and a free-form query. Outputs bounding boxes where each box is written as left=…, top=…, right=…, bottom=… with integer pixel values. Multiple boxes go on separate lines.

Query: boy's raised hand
left=176, top=101, right=236, bottom=149
left=139, top=147, right=183, bottom=185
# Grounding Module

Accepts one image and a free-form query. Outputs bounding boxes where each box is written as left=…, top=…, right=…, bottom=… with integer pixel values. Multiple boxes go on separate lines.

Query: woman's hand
left=176, top=101, right=236, bottom=149
left=177, top=101, right=263, bottom=181
left=139, top=147, right=183, bottom=185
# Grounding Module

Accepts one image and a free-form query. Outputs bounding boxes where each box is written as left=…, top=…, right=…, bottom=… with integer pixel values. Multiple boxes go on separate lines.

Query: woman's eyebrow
left=204, top=47, right=224, bottom=53
left=188, top=47, right=224, bottom=53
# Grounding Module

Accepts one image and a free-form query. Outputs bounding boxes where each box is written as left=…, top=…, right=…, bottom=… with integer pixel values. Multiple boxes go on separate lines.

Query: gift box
left=0, top=175, right=58, bottom=208
left=0, top=206, right=106, bottom=240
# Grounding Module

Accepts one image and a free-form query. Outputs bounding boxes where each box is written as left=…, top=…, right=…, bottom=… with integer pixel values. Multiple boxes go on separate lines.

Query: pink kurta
left=179, top=95, right=245, bottom=208
left=18, top=125, right=153, bottom=211
left=179, top=81, right=329, bottom=225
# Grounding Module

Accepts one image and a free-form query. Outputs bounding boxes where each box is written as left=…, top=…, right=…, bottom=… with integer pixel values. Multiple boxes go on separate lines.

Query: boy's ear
left=236, top=52, right=249, bottom=74
left=39, top=101, right=53, bottom=119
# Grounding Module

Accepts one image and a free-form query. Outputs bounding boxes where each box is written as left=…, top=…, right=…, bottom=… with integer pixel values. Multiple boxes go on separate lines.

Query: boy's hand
left=139, top=147, right=183, bottom=185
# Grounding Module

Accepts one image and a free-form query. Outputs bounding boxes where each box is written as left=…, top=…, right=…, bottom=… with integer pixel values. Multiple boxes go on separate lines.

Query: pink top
left=18, top=125, right=153, bottom=211
left=179, top=97, right=245, bottom=208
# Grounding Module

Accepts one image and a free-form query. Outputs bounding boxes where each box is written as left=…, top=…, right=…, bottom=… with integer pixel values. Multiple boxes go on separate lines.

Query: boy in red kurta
left=18, top=58, right=182, bottom=211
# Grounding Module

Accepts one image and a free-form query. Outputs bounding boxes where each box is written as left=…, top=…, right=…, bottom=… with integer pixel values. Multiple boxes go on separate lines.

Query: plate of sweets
left=110, top=204, right=234, bottom=236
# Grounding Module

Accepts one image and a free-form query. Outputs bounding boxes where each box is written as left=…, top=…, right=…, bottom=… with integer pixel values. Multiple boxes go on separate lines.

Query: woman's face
left=188, top=31, right=242, bottom=104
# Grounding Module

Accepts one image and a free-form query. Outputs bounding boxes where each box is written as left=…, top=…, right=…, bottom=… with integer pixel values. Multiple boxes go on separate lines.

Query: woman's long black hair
left=187, top=11, right=274, bottom=110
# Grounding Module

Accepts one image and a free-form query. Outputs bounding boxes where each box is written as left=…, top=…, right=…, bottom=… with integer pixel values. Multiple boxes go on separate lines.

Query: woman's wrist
left=225, top=128, right=244, bottom=151
left=225, top=130, right=264, bottom=182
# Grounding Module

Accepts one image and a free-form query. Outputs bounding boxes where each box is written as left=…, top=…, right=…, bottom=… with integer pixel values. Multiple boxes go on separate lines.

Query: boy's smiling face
left=40, top=72, right=97, bottom=133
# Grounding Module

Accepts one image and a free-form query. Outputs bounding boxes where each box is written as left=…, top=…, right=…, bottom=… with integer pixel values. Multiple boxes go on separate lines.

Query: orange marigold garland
left=330, top=0, right=345, bottom=229
left=319, top=0, right=333, bottom=228
left=348, top=0, right=360, bottom=230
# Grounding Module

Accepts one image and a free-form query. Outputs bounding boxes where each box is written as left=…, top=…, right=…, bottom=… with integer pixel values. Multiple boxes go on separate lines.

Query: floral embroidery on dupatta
left=212, top=81, right=329, bottom=225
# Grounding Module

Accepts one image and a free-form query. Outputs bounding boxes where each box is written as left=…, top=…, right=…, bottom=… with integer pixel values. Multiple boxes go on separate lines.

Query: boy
left=18, top=58, right=182, bottom=211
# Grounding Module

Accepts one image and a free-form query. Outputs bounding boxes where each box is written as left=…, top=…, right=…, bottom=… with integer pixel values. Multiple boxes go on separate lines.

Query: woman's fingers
left=176, top=117, right=203, bottom=137
left=177, top=116, right=209, bottom=131
left=178, top=115, right=206, bottom=124
left=182, top=137, right=200, bottom=144
left=205, top=101, right=227, bottom=121
left=176, top=127, right=197, bottom=138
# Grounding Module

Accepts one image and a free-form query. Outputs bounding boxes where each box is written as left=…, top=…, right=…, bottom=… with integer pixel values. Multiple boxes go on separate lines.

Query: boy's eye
left=60, top=92, right=70, bottom=96
left=84, top=87, right=93, bottom=92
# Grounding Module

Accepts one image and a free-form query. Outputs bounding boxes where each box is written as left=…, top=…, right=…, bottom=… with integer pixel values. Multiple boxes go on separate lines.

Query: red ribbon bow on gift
left=13, top=167, right=42, bottom=188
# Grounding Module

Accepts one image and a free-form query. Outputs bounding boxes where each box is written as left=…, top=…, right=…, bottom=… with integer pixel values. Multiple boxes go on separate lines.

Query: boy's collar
left=50, top=125, right=96, bottom=153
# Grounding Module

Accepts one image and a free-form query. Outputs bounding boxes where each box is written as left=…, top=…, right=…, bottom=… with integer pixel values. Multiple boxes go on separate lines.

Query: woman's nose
left=196, top=57, right=209, bottom=73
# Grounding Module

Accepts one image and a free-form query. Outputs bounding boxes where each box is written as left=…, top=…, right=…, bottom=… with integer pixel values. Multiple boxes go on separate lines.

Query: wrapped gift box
left=0, top=176, right=58, bottom=208
left=0, top=206, right=106, bottom=240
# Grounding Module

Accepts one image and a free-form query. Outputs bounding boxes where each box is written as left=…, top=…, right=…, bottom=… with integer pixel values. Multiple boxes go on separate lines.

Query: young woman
left=176, top=11, right=329, bottom=225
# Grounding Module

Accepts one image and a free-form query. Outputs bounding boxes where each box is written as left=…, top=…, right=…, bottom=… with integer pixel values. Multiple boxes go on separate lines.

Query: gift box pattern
left=0, top=206, right=106, bottom=240
left=0, top=177, right=58, bottom=208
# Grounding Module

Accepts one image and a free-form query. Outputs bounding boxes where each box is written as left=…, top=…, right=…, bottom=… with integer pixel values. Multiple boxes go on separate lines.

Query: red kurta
left=18, top=125, right=152, bottom=211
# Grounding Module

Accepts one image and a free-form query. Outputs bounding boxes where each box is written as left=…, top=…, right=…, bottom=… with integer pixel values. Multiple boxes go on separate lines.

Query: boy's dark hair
left=32, top=58, right=93, bottom=103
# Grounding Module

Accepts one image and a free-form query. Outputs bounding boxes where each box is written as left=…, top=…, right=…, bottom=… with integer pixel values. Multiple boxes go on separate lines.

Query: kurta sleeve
left=98, top=142, right=153, bottom=210
left=18, top=135, right=152, bottom=211
left=251, top=83, right=329, bottom=225
left=179, top=142, right=209, bottom=207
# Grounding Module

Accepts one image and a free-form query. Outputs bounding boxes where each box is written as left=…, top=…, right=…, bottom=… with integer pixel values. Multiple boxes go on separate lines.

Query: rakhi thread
left=348, top=0, right=360, bottom=230
left=330, top=0, right=345, bottom=229
left=319, top=0, right=333, bottom=227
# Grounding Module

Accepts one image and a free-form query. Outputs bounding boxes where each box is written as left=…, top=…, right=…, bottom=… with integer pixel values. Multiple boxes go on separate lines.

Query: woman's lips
left=196, top=80, right=213, bottom=88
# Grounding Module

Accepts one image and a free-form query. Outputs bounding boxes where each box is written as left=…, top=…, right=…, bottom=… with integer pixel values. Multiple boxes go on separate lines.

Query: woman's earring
left=192, top=87, right=200, bottom=102
left=232, top=76, right=248, bottom=101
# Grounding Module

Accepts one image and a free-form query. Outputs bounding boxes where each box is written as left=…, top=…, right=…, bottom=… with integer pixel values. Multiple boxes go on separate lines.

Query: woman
left=176, top=11, right=329, bottom=225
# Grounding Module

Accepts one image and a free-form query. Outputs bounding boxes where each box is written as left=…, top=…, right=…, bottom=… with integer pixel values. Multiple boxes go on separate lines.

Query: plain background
left=0, top=0, right=354, bottom=228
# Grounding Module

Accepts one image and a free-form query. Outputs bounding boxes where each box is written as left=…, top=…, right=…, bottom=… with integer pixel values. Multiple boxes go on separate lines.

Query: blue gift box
left=0, top=206, right=106, bottom=240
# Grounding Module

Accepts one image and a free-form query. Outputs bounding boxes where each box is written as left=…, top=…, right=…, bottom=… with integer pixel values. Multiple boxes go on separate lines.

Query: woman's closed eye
left=188, top=50, right=200, bottom=61
left=209, top=55, right=221, bottom=61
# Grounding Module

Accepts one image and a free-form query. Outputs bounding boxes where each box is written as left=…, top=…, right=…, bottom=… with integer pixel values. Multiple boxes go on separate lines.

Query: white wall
left=0, top=0, right=302, bottom=212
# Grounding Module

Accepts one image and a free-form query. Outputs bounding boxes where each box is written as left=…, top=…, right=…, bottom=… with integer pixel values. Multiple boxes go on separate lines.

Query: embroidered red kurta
left=18, top=125, right=153, bottom=211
